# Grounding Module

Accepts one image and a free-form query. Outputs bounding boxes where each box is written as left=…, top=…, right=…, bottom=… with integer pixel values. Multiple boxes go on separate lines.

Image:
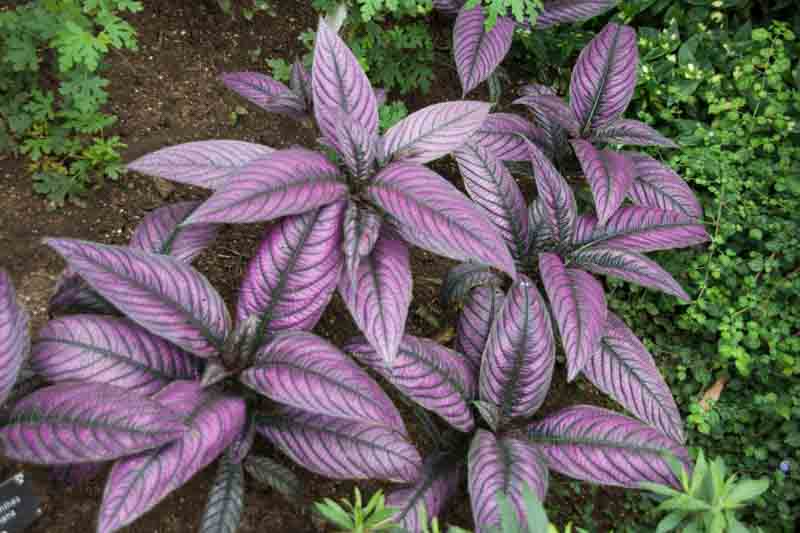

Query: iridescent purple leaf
left=346, top=334, right=477, bottom=432
left=343, top=202, right=382, bottom=283
left=456, top=286, right=505, bottom=370
left=628, top=153, right=703, bottom=220
left=256, top=406, right=422, bottom=482
left=513, top=95, right=580, bottom=137
left=592, top=119, right=679, bottom=148
left=48, top=268, right=117, bottom=316
left=470, top=113, right=548, bottom=162
left=440, top=263, right=502, bottom=308
left=381, top=101, right=492, bottom=164
left=183, top=148, right=346, bottom=225
left=0, top=269, right=29, bottom=406
left=0, top=382, right=187, bottom=464
left=527, top=199, right=555, bottom=253
left=31, top=315, right=198, bottom=394
left=200, top=455, right=244, bottom=533
left=433, top=0, right=465, bottom=16
left=228, top=416, right=256, bottom=464
left=335, top=112, right=377, bottom=179
left=539, top=253, right=606, bottom=381
left=519, top=83, right=556, bottom=98
left=571, top=246, right=690, bottom=301
left=572, top=214, right=597, bottom=244
left=524, top=139, right=576, bottom=245
left=572, top=139, right=634, bottom=225
left=369, top=163, right=516, bottom=277
left=236, top=200, right=345, bottom=336
left=45, top=239, right=231, bottom=358
left=126, top=141, right=274, bottom=190
left=527, top=405, right=689, bottom=488
left=455, top=141, right=530, bottom=259
left=535, top=0, right=620, bottom=30
left=242, top=331, right=406, bottom=432
left=584, top=313, right=685, bottom=443
left=570, top=23, right=638, bottom=133
left=51, top=462, right=105, bottom=486
left=454, top=5, right=515, bottom=96
left=468, top=430, right=549, bottom=532
left=220, top=72, right=307, bottom=119
left=244, top=454, right=301, bottom=501
left=480, top=275, right=556, bottom=421
left=312, top=19, right=378, bottom=144
left=339, top=231, right=411, bottom=365
left=130, top=201, right=219, bottom=263
left=290, top=59, right=313, bottom=106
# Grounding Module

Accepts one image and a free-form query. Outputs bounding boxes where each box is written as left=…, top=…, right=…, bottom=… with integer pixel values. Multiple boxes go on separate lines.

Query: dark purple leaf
left=440, top=263, right=502, bottom=308
left=202, top=362, right=233, bottom=387
left=527, top=405, right=689, bottom=488
left=539, top=253, right=607, bottom=381
left=0, top=382, right=187, bottom=464
left=126, top=141, right=274, bottom=190
left=343, top=202, right=382, bottom=283
left=535, top=0, right=619, bottom=30
left=453, top=5, right=515, bottom=96
left=369, top=163, right=516, bottom=276
left=200, top=455, right=244, bottom=533
left=0, top=269, right=29, bottom=405
left=51, top=462, right=105, bottom=486
left=290, top=59, right=312, bottom=106
left=48, top=268, right=117, bottom=316
left=228, top=416, right=256, bottom=464
left=513, top=95, right=581, bottom=137
left=628, top=152, right=703, bottom=220
left=182, top=148, right=346, bottom=225
left=45, top=239, right=231, bottom=358
left=242, top=331, right=406, bottom=432
left=468, top=430, right=549, bottom=532
left=244, top=454, right=301, bottom=501
left=527, top=199, right=555, bottom=253
left=572, top=214, right=597, bottom=244
left=381, top=101, right=492, bottom=164
left=524, top=139, right=576, bottom=245
left=129, top=201, right=219, bottom=263
left=433, top=0, right=465, bottom=16
left=256, top=406, right=422, bottom=482
left=584, top=313, right=685, bottom=443
left=338, top=231, right=412, bottom=365
left=346, top=334, right=477, bottom=432
left=456, top=286, right=504, bottom=370
left=569, top=23, right=638, bottom=133
left=572, top=139, right=635, bottom=225
left=31, top=315, right=198, bottom=395
left=220, top=72, right=307, bottom=119
left=592, top=119, right=679, bottom=148
left=470, top=113, right=548, bottom=162
left=335, top=112, right=377, bottom=179
left=480, top=275, right=556, bottom=421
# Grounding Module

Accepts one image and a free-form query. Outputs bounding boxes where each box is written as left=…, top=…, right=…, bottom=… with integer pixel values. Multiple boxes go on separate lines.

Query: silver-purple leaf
left=48, top=268, right=117, bottom=316
left=45, top=239, right=231, bottom=358
left=0, top=269, right=29, bottom=406
left=31, top=315, right=198, bottom=395
left=335, top=112, right=377, bottom=179
left=456, top=286, right=505, bottom=370
left=242, top=331, right=406, bottom=432
left=369, top=163, right=516, bottom=277
left=440, top=263, right=502, bottom=308
left=346, top=334, right=477, bottom=432
left=381, top=101, right=492, bottom=164
left=592, top=119, right=679, bottom=148
left=126, top=141, right=274, bottom=190
left=468, top=430, right=549, bottom=532
left=200, top=455, right=244, bottom=533
left=539, top=253, right=607, bottom=381
left=535, top=0, right=620, bottom=30
left=338, top=231, right=411, bottom=365
left=480, top=275, right=556, bottom=421
left=569, top=22, right=638, bottom=133
left=527, top=405, right=689, bottom=488
left=290, top=59, right=313, bottom=106
left=470, top=113, right=547, bottom=161
left=527, top=199, right=555, bottom=253
left=584, top=313, right=685, bottom=443
left=0, top=382, right=187, bottom=464
left=628, top=152, right=703, bottom=220
left=571, top=246, right=690, bottom=301
left=572, top=139, right=635, bottom=225
left=220, top=72, right=307, bottom=119
left=455, top=141, right=530, bottom=259
left=454, top=5, right=515, bottom=96
left=312, top=19, right=378, bottom=144
left=342, top=202, right=382, bottom=283
left=244, top=454, right=301, bottom=501
left=130, top=201, right=219, bottom=263
left=182, top=148, right=346, bottom=225
left=513, top=95, right=581, bottom=137
left=525, top=138, right=576, bottom=245
left=257, top=406, right=422, bottom=483
left=236, top=200, right=345, bottom=337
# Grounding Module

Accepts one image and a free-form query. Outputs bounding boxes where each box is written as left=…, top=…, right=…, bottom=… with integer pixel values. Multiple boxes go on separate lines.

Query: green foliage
left=487, top=484, right=583, bottom=533
left=464, top=0, right=544, bottom=28
left=0, top=0, right=140, bottom=204
left=379, top=100, right=409, bottom=132
left=213, top=0, right=274, bottom=20
left=314, top=487, right=399, bottom=533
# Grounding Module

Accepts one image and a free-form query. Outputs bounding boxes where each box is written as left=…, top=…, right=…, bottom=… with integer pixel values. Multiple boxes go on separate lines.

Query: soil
left=0, top=1, right=630, bottom=531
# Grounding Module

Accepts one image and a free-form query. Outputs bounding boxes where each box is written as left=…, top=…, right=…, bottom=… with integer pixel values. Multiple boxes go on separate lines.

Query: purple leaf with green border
left=454, top=5, right=516, bottom=96
left=456, top=286, right=505, bottom=371
left=572, top=139, right=635, bottom=225
left=0, top=269, right=29, bottom=405
left=470, top=113, right=548, bottom=162
left=220, top=71, right=307, bottom=119
left=592, top=119, right=679, bottom=148
left=524, top=139, right=576, bottom=245
left=130, top=201, right=219, bottom=263
left=627, top=152, right=703, bottom=220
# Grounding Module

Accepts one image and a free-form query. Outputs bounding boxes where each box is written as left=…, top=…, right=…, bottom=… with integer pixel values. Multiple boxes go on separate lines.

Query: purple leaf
left=312, top=19, right=378, bottom=144
left=539, top=253, right=607, bottom=381
left=242, top=331, right=406, bottom=433
left=628, top=153, right=703, bottom=220
left=584, top=313, right=685, bottom=443
left=456, top=286, right=505, bottom=371
left=220, top=315, right=261, bottom=371
left=535, top=0, right=620, bottom=30
left=592, top=119, right=679, bottom=148
left=0, top=270, right=29, bottom=405
left=381, top=101, right=492, bottom=164
left=374, top=88, right=387, bottom=108
left=200, top=455, right=244, bottom=533
left=31, top=315, right=199, bottom=395
left=433, top=0, right=465, bottom=16
left=527, top=405, right=689, bottom=488
left=335, top=112, right=377, bottom=179
left=126, top=141, right=274, bottom=190
left=202, top=362, right=233, bottom=387
left=0, top=382, right=187, bottom=464
left=346, top=334, right=477, bottom=432
left=519, top=83, right=556, bottom=98
left=338, top=231, right=412, bottom=365
left=480, top=275, right=556, bottom=421
left=244, top=454, right=301, bottom=501
left=342, top=202, right=382, bottom=283
left=48, top=268, right=117, bottom=316
left=455, top=142, right=530, bottom=259
left=236, top=200, right=345, bottom=336
left=182, top=148, right=346, bottom=225
left=257, top=406, right=422, bottom=483
left=130, top=201, right=219, bottom=263
left=45, top=239, right=231, bottom=358
left=98, top=383, right=246, bottom=533
left=524, top=139, right=576, bottom=245
left=527, top=199, right=555, bottom=253
left=573, top=206, right=709, bottom=252
left=569, top=23, right=638, bottom=133
left=369, top=163, right=516, bottom=277
left=470, top=113, right=548, bottom=161
left=571, top=246, right=690, bottom=301
left=468, top=430, right=549, bottom=532
left=51, top=462, right=105, bottom=486
left=290, top=59, right=313, bottom=106
left=513, top=95, right=581, bottom=137
left=220, top=71, right=307, bottom=119
left=454, top=5, right=516, bottom=96
left=572, top=139, right=635, bottom=225
left=440, top=262, right=502, bottom=308
left=228, top=416, right=256, bottom=464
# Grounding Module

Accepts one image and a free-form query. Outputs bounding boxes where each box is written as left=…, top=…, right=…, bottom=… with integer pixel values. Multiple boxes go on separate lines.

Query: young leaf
left=470, top=113, right=547, bottom=162
left=51, top=462, right=105, bottom=486
left=524, top=139, right=577, bottom=246
left=129, top=201, right=219, bottom=263
left=454, top=5, right=516, bottom=96
left=342, top=202, right=382, bottom=283
left=535, top=0, right=620, bottom=30
left=200, top=456, right=244, bottom=533
left=335, top=112, right=377, bottom=179
left=220, top=72, right=307, bottom=119
left=244, top=454, right=301, bottom=501
left=571, top=140, right=635, bottom=225
left=0, top=269, right=29, bottom=405
left=591, top=119, right=679, bottom=148
left=627, top=153, right=703, bottom=220
left=456, top=286, right=505, bottom=370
